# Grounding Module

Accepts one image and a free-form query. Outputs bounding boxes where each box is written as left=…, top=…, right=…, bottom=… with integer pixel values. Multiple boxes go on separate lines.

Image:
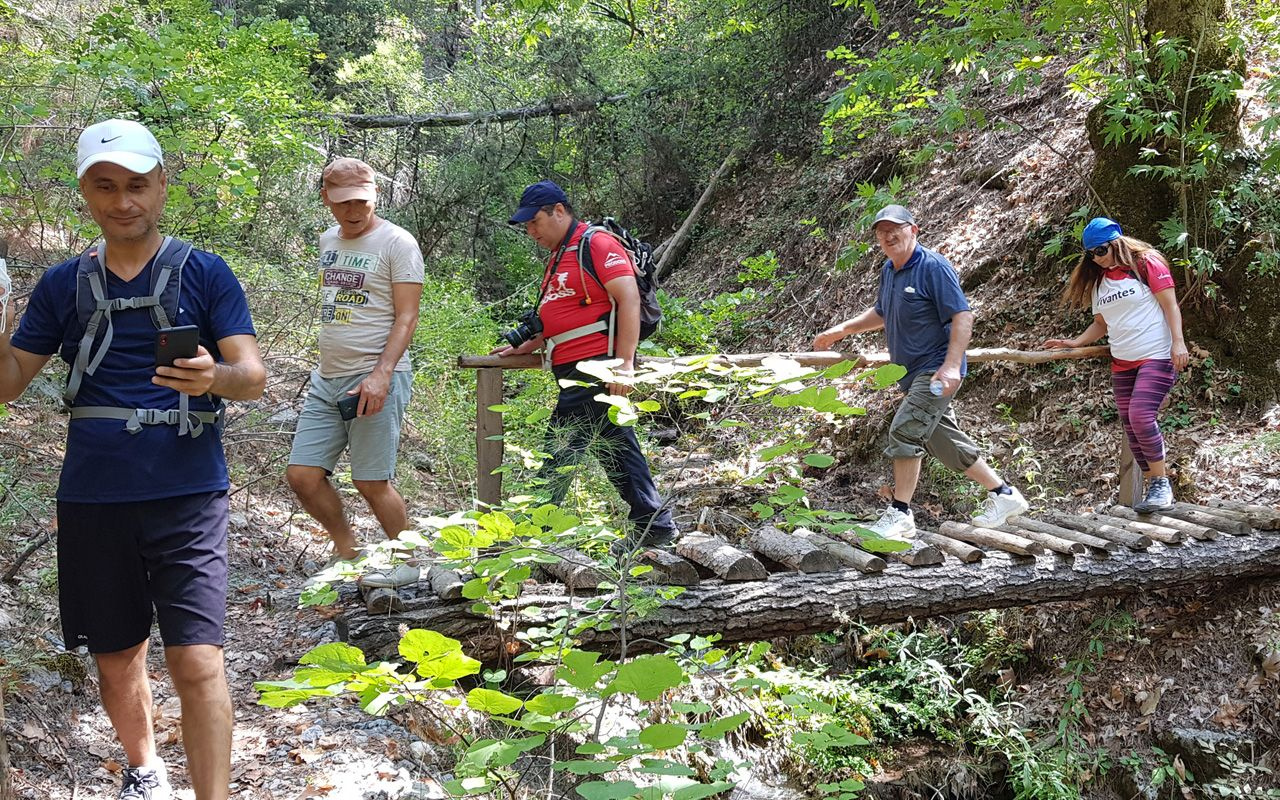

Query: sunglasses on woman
left=1085, top=243, right=1110, bottom=257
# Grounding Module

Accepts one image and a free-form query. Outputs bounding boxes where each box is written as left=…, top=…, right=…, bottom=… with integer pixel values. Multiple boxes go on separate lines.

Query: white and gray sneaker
left=972, top=486, right=1030, bottom=528
left=120, top=763, right=171, bottom=800
left=1134, top=476, right=1174, bottom=513
left=863, top=506, right=916, bottom=539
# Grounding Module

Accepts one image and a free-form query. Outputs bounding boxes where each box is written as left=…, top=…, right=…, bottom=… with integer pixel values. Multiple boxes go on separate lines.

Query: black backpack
left=577, top=218, right=662, bottom=340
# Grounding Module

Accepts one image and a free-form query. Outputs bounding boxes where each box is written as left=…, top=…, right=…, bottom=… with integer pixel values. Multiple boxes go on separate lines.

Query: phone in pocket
left=155, top=325, right=200, bottom=367
left=336, top=392, right=361, bottom=421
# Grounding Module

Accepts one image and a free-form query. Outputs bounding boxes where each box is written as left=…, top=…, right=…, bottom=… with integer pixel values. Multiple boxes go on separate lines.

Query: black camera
left=502, top=309, right=543, bottom=348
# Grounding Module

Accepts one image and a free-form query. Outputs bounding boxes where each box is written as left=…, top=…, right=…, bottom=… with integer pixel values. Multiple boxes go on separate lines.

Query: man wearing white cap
left=0, top=118, right=266, bottom=799
left=285, top=157, right=423, bottom=584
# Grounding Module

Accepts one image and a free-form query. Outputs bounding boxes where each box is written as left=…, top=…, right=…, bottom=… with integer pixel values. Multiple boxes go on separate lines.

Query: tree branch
left=331, top=90, right=659, bottom=130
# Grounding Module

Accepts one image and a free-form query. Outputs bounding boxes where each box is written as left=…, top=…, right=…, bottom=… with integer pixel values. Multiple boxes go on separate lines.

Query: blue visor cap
left=1082, top=217, right=1123, bottom=250
left=509, top=180, right=568, bottom=225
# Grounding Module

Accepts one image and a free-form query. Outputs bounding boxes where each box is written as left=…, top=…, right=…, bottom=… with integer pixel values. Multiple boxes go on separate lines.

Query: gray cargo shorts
left=884, top=373, right=980, bottom=471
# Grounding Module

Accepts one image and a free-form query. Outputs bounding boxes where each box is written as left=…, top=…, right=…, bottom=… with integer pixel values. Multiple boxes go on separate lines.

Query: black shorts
left=57, top=491, right=229, bottom=654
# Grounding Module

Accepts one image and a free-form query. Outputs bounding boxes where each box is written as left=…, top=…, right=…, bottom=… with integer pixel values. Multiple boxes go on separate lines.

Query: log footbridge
left=334, top=349, right=1280, bottom=661
left=341, top=503, right=1280, bottom=662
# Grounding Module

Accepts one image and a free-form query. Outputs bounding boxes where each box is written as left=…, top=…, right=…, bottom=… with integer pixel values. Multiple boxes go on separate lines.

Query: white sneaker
left=360, top=563, right=421, bottom=589
left=120, top=763, right=171, bottom=799
left=973, top=486, right=1030, bottom=528
left=863, top=506, right=916, bottom=539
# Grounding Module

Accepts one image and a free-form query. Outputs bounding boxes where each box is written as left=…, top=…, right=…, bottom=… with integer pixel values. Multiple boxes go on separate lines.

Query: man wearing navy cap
left=0, top=118, right=266, bottom=799
left=494, top=180, right=677, bottom=547
left=813, top=204, right=1029, bottom=539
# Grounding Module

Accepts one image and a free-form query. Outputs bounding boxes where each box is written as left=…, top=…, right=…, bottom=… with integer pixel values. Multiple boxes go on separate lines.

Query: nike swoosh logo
left=100, top=135, right=122, bottom=143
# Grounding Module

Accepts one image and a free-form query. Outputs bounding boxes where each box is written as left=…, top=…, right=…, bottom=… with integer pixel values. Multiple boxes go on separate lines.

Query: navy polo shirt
left=11, top=248, right=255, bottom=503
left=874, top=244, right=970, bottom=390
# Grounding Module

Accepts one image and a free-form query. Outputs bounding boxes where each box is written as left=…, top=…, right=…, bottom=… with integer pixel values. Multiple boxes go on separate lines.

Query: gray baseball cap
left=872, top=204, right=915, bottom=228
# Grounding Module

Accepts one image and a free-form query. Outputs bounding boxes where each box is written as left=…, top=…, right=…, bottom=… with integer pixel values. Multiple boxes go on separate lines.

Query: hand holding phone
left=155, top=325, right=200, bottom=367
left=337, top=392, right=361, bottom=421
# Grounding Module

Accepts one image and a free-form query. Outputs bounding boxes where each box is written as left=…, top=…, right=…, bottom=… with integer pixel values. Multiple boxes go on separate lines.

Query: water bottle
left=930, top=379, right=945, bottom=397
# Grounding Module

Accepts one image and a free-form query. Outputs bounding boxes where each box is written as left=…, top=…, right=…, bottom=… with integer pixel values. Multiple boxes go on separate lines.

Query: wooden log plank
left=1047, top=512, right=1152, bottom=550
left=428, top=565, right=466, bottom=600
left=745, top=525, right=840, bottom=573
left=675, top=535, right=768, bottom=581
left=939, top=522, right=1043, bottom=557
left=476, top=368, right=504, bottom=506
left=793, top=528, right=887, bottom=572
left=916, top=530, right=985, bottom=563
left=544, top=547, right=608, bottom=590
left=1106, top=506, right=1218, bottom=540
left=1008, top=516, right=1118, bottom=552
left=366, top=587, right=406, bottom=614
left=1158, top=505, right=1249, bottom=536
left=636, top=549, right=700, bottom=586
left=1206, top=499, right=1280, bottom=530
left=1089, top=513, right=1184, bottom=545
left=995, top=525, right=1087, bottom=556
left=1171, top=503, right=1254, bottom=534
left=830, top=529, right=943, bottom=567
left=339, top=527, right=1280, bottom=661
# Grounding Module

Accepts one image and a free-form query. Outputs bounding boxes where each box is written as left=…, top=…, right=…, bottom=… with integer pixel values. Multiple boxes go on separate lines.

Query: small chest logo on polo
left=543, top=272, right=577, bottom=303
left=1098, top=286, right=1137, bottom=306
left=904, top=286, right=917, bottom=294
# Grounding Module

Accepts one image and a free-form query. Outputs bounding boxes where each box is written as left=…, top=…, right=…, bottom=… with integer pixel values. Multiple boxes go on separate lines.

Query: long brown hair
left=1060, top=235, right=1170, bottom=309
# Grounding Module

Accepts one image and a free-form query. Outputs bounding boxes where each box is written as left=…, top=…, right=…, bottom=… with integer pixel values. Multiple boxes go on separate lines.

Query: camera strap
left=535, top=220, right=581, bottom=310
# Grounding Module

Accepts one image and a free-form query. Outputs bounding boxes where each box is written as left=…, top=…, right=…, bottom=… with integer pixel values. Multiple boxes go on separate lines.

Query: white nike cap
left=76, top=119, right=164, bottom=178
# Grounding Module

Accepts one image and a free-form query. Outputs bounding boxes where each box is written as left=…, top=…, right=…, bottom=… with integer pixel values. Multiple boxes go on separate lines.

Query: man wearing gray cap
left=0, top=119, right=266, bottom=798
left=813, top=204, right=1028, bottom=539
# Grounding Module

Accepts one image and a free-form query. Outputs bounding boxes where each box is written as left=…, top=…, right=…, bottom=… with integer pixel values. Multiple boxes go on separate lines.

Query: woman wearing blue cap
left=1043, top=217, right=1188, bottom=512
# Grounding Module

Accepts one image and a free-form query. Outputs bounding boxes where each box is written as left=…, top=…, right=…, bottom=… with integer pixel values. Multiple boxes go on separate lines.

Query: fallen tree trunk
left=338, top=531, right=1280, bottom=662
left=654, top=148, right=740, bottom=281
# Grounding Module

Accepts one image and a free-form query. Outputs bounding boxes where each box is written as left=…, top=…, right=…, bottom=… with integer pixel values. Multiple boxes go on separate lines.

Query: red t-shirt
left=538, top=222, right=636, bottom=365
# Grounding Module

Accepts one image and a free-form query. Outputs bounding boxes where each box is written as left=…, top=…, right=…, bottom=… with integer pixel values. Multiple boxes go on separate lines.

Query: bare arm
left=604, top=274, right=642, bottom=396
left=1152, top=287, right=1189, bottom=370
left=812, top=307, right=885, bottom=350
left=0, top=334, right=52, bottom=403
left=155, top=333, right=266, bottom=401
left=1043, top=315, right=1108, bottom=350
left=350, top=281, right=421, bottom=416
left=931, top=310, right=973, bottom=396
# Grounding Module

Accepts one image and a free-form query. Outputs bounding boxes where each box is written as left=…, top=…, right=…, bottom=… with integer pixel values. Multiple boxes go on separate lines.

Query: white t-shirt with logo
left=317, top=220, right=424, bottom=378
left=1091, top=259, right=1174, bottom=363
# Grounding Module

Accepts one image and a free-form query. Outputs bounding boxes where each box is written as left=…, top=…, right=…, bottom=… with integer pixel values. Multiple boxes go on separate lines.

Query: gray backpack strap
left=70, top=405, right=223, bottom=438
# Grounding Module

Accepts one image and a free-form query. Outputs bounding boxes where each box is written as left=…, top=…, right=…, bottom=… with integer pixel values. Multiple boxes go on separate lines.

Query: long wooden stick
left=457, top=345, right=1112, bottom=371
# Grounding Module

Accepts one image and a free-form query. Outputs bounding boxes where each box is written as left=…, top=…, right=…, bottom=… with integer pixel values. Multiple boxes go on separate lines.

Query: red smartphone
left=155, top=325, right=200, bottom=367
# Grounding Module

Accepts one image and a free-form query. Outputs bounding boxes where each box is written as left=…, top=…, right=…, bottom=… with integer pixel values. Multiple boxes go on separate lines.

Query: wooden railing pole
left=476, top=368, right=504, bottom=506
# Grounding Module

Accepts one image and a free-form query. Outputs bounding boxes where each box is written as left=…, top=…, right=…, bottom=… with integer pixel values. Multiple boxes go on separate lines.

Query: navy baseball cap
left=1082, top=217, right=1123, bottom=250
left=872, top=204, right=915, bottom=228
left=509, top=180, right=568, bottom=225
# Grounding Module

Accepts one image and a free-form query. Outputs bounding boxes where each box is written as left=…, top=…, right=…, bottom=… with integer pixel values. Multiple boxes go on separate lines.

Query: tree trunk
left=338, top=531, right=1280, bottom=662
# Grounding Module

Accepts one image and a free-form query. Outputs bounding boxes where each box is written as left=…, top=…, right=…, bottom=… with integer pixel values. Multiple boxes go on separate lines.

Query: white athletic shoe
left=864, top=506, right=916, bottom=539
left=360, top=563, right=421, bottom=589
left=973, top=486, right=1030, bottom=528
left=120, top=763, right=171, bottom=800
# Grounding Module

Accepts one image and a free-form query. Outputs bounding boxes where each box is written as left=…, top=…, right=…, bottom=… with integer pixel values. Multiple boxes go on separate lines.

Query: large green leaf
left=576, top=780, right=638, bottom=800
left=698, top=711, right=751, bottom=740
left=638, top=723, right=688, bottom=750
left=399, top=630, right=481, bottom=681
left=466, top=688, right=524, bottom=715
left=526, top=692, right=579, bottom=715
left=557, top=650, right=615, bottom=691
left=298, top=642, right=366, bottom=672
left=605, top=654, right=684, bottom=700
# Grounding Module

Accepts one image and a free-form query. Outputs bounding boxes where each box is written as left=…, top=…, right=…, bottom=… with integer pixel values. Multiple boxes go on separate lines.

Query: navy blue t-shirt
left=11, top=247, right=256, bottom=503
left=874, top=244, right=971, bottom=390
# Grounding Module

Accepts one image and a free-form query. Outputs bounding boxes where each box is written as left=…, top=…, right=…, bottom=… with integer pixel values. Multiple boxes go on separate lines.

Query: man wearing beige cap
left=286, top=157, right=423, bottom=585
left=0, top=118, right=266, bottom=799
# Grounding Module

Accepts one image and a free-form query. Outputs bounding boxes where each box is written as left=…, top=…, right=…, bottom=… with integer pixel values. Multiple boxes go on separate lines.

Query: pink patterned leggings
left=1111, top=359, right=1177, bottom=472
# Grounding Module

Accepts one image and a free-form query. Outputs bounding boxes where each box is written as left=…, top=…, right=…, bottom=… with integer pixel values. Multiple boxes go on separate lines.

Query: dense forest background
left=2, top=0, right=1280, bottom=796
